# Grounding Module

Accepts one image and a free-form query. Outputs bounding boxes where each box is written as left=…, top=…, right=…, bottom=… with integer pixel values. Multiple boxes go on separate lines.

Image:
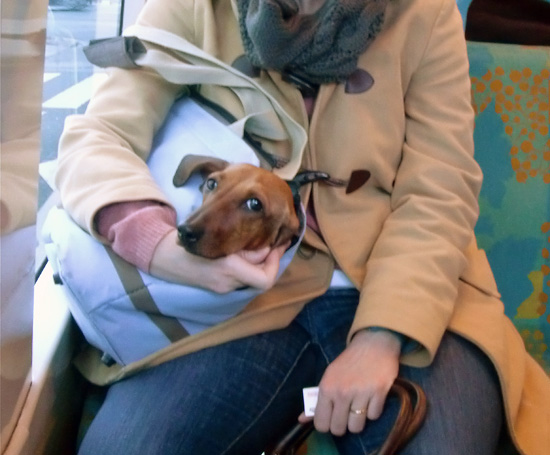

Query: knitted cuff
left=106, top=204, right=177, bottom=272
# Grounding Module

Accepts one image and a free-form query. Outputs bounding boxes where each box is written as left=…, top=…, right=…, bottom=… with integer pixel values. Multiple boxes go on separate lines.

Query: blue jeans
left=78, top=289, right=505, bottom=455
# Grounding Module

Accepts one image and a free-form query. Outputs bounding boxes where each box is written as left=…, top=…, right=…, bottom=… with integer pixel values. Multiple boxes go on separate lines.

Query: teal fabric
left=469, top=41, right=550, bottom=374
left=456, top=0, right=472, bottom=28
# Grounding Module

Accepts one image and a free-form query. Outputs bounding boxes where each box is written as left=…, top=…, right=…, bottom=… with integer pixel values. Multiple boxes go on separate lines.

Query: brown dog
left=172, top=155, right=301, bottom=259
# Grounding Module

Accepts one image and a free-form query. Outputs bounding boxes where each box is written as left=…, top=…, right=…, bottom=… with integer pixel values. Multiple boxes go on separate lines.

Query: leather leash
left=267, top=377, right=427, bottom=455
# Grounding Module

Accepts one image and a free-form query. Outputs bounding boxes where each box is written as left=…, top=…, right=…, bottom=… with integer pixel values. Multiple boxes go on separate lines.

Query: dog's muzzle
left=177, top=224, right=203, bottom=252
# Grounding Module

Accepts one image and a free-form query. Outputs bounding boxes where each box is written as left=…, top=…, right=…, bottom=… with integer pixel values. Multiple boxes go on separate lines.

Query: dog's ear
left=173, top=155, right=230, bottom=187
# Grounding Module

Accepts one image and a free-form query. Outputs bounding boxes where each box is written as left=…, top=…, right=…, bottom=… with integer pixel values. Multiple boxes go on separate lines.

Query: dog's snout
left=178, top=224, right=203, bottom=246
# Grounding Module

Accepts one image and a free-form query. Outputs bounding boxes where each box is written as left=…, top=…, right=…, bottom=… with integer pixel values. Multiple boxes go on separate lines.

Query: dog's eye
left=204, top=178, right=217, bottom=191
left=245, top=198, right=263, bottom=212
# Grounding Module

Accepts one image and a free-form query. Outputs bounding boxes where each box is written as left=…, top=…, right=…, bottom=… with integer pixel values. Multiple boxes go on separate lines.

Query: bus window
left=38, top=0, right=128, bottom=266
left=1, top=1, right=143, bottom=453
left=1, top=0, right=46, bottom=450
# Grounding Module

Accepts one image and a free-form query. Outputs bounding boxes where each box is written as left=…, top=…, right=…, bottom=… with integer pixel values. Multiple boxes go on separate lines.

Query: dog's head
left=173, top=155, right=301, bottom=259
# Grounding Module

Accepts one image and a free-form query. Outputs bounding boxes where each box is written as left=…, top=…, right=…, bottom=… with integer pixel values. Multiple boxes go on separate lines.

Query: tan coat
left=56, top=0, right=550, bottom=453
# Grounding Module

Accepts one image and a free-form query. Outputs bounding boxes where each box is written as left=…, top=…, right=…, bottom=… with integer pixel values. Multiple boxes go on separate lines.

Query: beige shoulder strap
left=123, top=24, right=307, bottom=180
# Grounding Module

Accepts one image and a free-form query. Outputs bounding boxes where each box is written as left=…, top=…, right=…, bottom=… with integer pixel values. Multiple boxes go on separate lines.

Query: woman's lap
left=78, top=290, right=504, bottom=455
left=78, top=322, right=319, bottom=455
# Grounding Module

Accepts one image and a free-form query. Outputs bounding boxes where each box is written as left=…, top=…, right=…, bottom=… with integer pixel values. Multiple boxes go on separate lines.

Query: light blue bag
left=43, top=96, right=304, bottom=366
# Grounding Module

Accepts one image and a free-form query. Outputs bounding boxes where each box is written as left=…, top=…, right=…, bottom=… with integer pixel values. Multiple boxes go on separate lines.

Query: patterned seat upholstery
left=469, top=41, right=550, bottom=374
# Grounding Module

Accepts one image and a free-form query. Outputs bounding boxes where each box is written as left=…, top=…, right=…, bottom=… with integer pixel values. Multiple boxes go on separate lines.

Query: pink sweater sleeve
left=95, top=201, right=177, bottom=272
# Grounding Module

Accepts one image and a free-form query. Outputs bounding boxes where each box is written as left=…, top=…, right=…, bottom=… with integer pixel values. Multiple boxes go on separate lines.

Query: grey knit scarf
left=236, top=0, right=389, bottom=85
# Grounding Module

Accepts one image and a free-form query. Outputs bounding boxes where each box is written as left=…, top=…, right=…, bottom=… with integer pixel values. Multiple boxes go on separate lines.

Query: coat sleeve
left=350, top=0, right=483, bottom=365
left=55, top=0, right=208, bottom=237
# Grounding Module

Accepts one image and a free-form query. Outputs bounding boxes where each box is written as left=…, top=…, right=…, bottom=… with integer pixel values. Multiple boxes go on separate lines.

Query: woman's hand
left=149, top=229, right=289, bottom=293
left=299, top=329, right=401, bottom=435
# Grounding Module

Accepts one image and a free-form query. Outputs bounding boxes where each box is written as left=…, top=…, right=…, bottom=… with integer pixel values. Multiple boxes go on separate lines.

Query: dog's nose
left=177, top=224, right=203, bottom=246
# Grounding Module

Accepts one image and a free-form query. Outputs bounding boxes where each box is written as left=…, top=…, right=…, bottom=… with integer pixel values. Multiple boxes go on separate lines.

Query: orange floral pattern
left=471, top=66, right=550, bottom=184
left=469, top=42, right=550, bottom=373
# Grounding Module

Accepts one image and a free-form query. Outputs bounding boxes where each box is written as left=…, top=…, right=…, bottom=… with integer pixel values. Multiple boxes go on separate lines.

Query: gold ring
left=350, top=408, right=367, bottom=415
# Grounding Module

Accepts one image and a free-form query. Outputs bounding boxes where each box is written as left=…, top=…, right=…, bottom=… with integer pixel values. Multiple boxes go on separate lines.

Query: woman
left=56, top=0, right=550, bottom=454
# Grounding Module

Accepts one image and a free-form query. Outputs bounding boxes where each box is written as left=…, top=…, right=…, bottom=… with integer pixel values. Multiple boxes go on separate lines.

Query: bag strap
left=267, top=377, right=427, bottom=455
left=104, top=247, right=190, bottom=343
left=119, top=25, right=307, bottom=180
left=376, top=378, right=427, bottom=455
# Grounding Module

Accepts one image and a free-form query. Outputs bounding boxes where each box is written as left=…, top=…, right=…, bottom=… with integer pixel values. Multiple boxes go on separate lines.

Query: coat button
left=345, top=69, right=375, bottom=94
left=346, top=169, right=371, bottom=194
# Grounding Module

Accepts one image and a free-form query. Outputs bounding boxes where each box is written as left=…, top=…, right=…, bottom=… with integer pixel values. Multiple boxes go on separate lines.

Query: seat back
left=469, top=41, right=550, bottom=374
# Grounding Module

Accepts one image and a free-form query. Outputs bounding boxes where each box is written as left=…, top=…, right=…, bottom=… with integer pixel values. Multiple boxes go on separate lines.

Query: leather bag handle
left=268, top=377, right=427, bottom=455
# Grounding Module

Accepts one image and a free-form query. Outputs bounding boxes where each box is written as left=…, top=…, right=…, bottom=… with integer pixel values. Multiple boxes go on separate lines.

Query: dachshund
left=172, top=155, right=301, bottom=259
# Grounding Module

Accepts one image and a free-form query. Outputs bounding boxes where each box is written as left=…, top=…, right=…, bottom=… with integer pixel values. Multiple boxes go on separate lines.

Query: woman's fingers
left=314, top=385, right=387, bottom=436
left=237, top=246, right=271, bottom=264
left=365, top=389, right=388, bottom=420
left=330, top=398, right=355, bottom=436
left=311, top=329, right=401, bottom=436
left=150, top=230, right=287, bottom=292
left=347, top=402, right=370, bottom=433
left=230, top=243, right=287, bottom=289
